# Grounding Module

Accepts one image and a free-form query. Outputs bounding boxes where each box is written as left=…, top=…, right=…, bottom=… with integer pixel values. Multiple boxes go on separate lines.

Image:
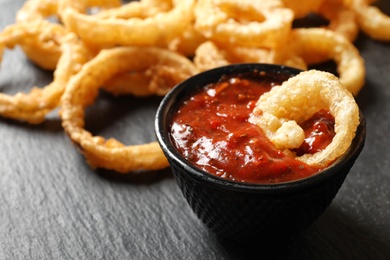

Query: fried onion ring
left=59, top=0, right=195, bottom=47
left=348, top=0, right=390, bottom=41
left=102, top=72, right=158, bottom=97
left=0, top=26, right=91, bottom=124
left=194, top=41, right=307, bottom=72
left=249, top=70, right=359, bottom=167
left=16, top=0, right=59, bottom=22
left=193, top=41, right=231, bottom=72
left=167, top=23, right=207, bottom=58
left=281, top=0, right=324, bottom=18
left=60, top=46, right=197, bottom=172
left=282, top=28, right=365, bottom=95
left=318, top=0, right=359, bottom=42
left=15, top=0, right=66, bottom=65
left=12, top=0, right=67, bottom=70
left=102, top=62, right=198, bottom=97
left=58, top=0, right=122, bottom=15
left=194, top=0, right=294, bottom=48
left=92, top=0, right=172, bottom=20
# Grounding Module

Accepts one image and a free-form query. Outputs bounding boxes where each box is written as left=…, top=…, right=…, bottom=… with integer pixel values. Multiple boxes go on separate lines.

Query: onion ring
left=11, top=0, right=67, bottom=70
left=102, top=62, right=198, bottom=97
left=249, top=70, right=360, bottom=167
left=194, top=41, right=307, bottom=72
left=102, top=72, right=158, bottom=97
left=167, top=23, right=207, bottom=58
left=16, top=0, right=59, bottom=21
left=193, top=41, right=243, bottom=72
left=15, top=0, right=66, bottom=66
left=92, top=0, right=172, bottom=20
left=58, top=0, right=122, bottom=15
left=60, top=46, right=197, bottom=172
left=281, top=28, right=365, bottom=95
left=318, top=0, right=359, bottom=42
left=0, top=25, right=91, bottom=124
left=281, top=0, right=324, bottom=18
left=59, top=0, right=195, bottom=47
left=194, top=0, right=294, bottom=48
left=348, top=0, right=390, bottom=41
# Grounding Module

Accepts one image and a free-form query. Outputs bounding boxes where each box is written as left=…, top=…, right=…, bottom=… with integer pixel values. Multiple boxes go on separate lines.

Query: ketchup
left=170, top=75, right=335, bottom=184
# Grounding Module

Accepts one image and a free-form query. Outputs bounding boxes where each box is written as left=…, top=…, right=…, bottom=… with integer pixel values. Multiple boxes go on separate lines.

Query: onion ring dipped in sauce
left=170, top=69, right=359, bottom=183
left=249, top=70, right=359, bottom=167
left=60, top=46, right=198, bottom=173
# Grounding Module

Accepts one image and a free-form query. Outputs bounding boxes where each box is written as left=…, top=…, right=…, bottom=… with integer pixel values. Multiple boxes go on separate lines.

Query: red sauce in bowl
left=170, top=75, right=335, bottom=184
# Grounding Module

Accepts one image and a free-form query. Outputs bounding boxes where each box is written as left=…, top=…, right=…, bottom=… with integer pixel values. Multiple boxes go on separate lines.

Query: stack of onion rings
left=0, top=0, right=388, bottom=173
left=191, top=0, right=370, bottom=96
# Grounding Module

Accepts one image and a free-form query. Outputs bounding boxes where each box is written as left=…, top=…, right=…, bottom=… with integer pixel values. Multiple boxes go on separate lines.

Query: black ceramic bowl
left=155, top=63, right=366, bottom=241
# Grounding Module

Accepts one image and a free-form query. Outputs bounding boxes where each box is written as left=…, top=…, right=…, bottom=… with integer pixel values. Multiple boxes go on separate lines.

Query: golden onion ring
left=167, top=22, right=207, bottom=58
left=59, top=0, right=195, bottom=47
left=348, top=0, right=390, bottom=41
left=0, top=26, right=91, bottom=124
left=102, top=72, right=159, bottom=97
left=60, top=46, right=198, bottom=172
left=93, top=0, right=172, bottom=20
left=58, top=0, right=122, bottom=15
left=194, top=41, right=307, bottom=72
left=194, top=0, right=294, bottom=48
left=12, top=0, right=67, bottom=70
left=281, top=0, right=324, bottom=18
left=318, top=0, right=359, bottom=42
left=283, top=28, right=365, bottom=95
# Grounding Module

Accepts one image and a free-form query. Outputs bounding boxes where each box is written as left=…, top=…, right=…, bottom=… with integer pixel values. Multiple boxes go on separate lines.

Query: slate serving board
left=1, top=0, right=389, bottom=259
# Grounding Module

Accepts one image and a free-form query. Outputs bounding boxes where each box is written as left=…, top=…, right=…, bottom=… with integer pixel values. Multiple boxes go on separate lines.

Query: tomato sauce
left=170, top=75, right=335, bottom=184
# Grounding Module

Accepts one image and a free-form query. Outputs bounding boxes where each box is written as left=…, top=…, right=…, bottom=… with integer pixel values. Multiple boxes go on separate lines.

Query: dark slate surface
left=0, top=0, right=389, bottom=259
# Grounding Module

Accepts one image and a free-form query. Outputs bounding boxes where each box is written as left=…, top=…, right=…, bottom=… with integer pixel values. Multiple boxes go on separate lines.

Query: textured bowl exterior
left=168, top=129, right=363, bottom=240
left=155, top=63, right=366, bottom=241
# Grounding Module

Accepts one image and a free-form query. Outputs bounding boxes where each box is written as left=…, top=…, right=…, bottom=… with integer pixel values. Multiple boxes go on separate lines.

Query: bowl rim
left=155, top=63, right=366, bottom=194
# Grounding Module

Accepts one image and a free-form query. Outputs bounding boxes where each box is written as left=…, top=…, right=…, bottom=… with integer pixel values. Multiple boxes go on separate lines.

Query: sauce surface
left=170, top=75, right=335, bottom=184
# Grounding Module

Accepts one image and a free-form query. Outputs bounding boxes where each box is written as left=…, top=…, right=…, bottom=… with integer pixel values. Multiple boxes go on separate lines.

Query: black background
left=0, top=0, right=389, bottom=259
